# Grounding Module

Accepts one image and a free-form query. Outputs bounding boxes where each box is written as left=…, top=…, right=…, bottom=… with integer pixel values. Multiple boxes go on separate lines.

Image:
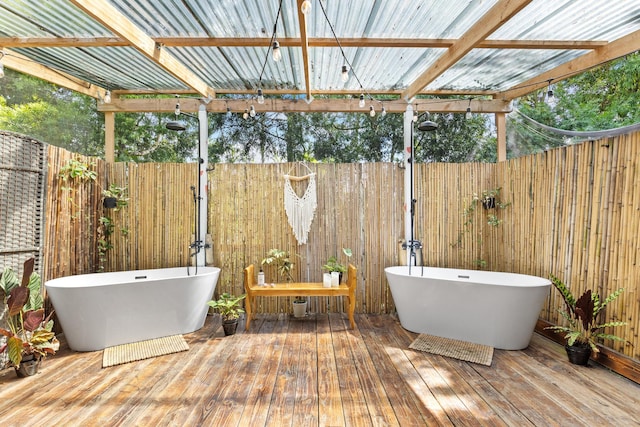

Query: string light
left=175, top=102, right=181, bottom=116
left=103, top=90, right=111, bottom=104
left=369, top=105, right=375, bottom=117
left=341, top=65, right=349, bottom=83
left=226, top=106, right=232, bottom=117
left=250, top=105, right=256, bottom=117
left=465, top=98, right=472, bottom=120
left=381, top=106, right=386, bottom=117
left=272, top=40, right=282, bottom=62
left=547, top=79, right=554, bottom=99
left=257, top=88, right=265, bottom=104
left=359, top=94, right=365, bottom=108
left=301, top=0, right=311, bottom=15
left=243, top=109, right=249, bottom=120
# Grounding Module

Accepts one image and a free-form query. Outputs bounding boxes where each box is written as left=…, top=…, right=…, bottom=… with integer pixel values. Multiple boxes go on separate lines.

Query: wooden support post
left=104, top=111, right=115, bottom=163
left=496, top=112, right=506, bottom=162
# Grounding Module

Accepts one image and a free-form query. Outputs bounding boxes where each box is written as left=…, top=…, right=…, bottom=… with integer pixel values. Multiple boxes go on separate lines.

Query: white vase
left=323, top=273, right=332, bottom=288
left=331, top=272, right=340, bottom=287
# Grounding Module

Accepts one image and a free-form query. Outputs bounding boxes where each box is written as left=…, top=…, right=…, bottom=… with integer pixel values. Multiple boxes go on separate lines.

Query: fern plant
left=545, top=274, right=628, bottom=353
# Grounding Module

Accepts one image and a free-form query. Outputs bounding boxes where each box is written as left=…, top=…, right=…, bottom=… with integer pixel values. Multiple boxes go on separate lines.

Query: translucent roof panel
left=0, top=0, right=639, bottom=99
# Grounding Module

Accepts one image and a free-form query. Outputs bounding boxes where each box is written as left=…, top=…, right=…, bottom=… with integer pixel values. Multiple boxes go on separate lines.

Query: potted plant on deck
left=207, top=292, right=246, bottom=336
left=0, top=258, right=59, bottom=377
left=545, top=274, right=629, bottom=365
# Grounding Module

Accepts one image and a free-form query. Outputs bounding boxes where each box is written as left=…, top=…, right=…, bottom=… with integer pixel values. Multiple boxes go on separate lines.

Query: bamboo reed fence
left=38, top=133, right=640, bottom=360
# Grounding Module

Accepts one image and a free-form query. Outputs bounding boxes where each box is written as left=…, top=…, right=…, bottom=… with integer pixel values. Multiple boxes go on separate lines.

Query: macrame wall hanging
left=283, top=163, right=317, bottom=245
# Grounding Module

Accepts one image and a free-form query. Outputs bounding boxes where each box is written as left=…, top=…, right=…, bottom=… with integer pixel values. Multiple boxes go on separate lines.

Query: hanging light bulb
left=341, top=65, right=349, bottom=83
left=359, top=94, right=365, bottom=108
left=369, top=106, right=376, bottom=117
left=465, top=99, right=472, bottom=119
left=175, top=102, right=181, bottom=116
left=413, top=112, right=418, bottom=122
left=226, top=106, right=232, bottom=117
left=0, top=51, right=5, bottom=79
left=257, top=88, right=265, bottom=104
left=243, top=109, right=249, bottom=120
left=272, top=40, right=282, bottom=62
left=547, top=79, right=554, bottom=99
left=103, top=90, right=111, bottom=104
left=381, top=106, right=387, bottom=117
left=301, top=0, right=312, bottom=15
left=250, top=105, right=256, bottom=117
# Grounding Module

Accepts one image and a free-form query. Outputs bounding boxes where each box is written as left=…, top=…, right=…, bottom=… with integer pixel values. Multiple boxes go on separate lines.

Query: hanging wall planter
left=103, top=197, right=118, bottom=209
left=482, top=197, right=496, bottom=210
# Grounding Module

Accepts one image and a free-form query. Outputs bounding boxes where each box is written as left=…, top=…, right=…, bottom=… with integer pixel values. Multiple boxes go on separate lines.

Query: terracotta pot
left=15, top=353, right=41, bottom=378
left=565, top=343, right=592, bottom=366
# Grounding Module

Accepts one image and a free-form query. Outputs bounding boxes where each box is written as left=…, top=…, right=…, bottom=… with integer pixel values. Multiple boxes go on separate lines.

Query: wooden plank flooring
left=1, top=313, right=639, bottom=426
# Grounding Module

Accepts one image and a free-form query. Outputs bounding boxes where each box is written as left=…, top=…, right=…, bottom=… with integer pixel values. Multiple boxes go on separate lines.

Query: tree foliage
left=509, top=52, right=640, bottom=157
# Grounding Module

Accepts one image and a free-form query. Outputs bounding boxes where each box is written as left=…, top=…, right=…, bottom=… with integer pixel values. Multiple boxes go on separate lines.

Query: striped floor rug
left=102, top=335, right=189, bottom=368
left=409, top=334, right=494, bottom=366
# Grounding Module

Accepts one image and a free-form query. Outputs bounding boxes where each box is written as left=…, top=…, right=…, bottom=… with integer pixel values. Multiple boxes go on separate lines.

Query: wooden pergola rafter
left=2, top=0, right=640, bottom=163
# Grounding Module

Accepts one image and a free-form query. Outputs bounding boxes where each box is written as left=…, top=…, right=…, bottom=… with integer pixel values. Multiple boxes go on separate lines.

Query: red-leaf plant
left=545, top=274, right=629, bottom=353
left=0, top=258, right=59, bottom=368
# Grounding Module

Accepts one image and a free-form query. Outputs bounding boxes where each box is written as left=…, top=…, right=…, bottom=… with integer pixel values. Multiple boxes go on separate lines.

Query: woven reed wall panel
left=40, top=133, right=640, bottom=360
left=43, top=146, right=105, bottom=281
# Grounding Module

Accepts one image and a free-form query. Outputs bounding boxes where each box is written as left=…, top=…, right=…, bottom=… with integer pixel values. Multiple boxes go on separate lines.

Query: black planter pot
left=482, top=197, right=496, bottom=210
left=222, top=319, right=239, bottom=336
left=103, top=197, right=118, bottom=209
left=565, top=344, right=592, bottom=366
left=15, top=353, right=41, bottom=377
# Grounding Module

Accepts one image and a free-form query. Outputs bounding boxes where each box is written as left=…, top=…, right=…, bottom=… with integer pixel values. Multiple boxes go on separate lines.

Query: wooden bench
left=243, top=264, right=357, bottom=331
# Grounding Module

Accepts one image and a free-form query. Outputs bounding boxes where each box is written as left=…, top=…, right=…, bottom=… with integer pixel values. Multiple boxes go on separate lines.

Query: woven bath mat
left=409, top=334, right=493, bottom=366
left=102, top=335, right=189, bottom=368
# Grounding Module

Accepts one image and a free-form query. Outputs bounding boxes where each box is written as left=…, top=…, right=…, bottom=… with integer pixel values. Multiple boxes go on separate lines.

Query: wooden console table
left=243, top=263, right=357, bottom=330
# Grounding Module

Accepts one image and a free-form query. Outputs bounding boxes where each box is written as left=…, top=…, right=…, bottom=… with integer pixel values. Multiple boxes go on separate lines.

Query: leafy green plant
left=545, top=274, right=629, bottom=353
left=102, top=183, right=129, bottom=210
left=58, top=157, right=97, bottom=182
left=453, top=188, right=511, bottom=267
left=207, top=293, right=246, bottom=321
left=0, top=258, right=59, bottom=368
left=322, top=248, right=353, bottom=273
left=261, top=248, right=296, bottom=282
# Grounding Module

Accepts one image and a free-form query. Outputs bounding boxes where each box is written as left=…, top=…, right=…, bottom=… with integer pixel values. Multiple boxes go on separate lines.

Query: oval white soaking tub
left=385, top=266, right=550, bottom=350
left=45, top=267, right=220, bottom=351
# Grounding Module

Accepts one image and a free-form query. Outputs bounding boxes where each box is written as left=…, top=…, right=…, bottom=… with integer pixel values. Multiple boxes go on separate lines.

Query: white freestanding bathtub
left=385, top=266, right=550, bottom=350
left=45, top=267, right=220, bottom=351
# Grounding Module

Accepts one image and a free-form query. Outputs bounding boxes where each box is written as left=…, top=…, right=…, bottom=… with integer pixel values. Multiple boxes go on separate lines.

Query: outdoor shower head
left=417, top=120, right=438, bottom=132
left=166, top=120, right=186, bottom=131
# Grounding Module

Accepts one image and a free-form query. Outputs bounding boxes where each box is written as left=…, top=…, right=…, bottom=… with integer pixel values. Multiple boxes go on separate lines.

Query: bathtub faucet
left=402, top=239, right=422, bottom=265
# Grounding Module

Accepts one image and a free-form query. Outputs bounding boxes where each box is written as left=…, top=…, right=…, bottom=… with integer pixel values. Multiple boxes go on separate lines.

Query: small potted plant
left=261, top=249, right=305, bottom=315
left=102, top=183, right=128, bottom=210
left=545, top=274, right=629, bottom=365
left=207, top=292, right=246, bottom=336
left=0, top=258, right=59, bottom=377
left=322, top=248, right=353, bottom=283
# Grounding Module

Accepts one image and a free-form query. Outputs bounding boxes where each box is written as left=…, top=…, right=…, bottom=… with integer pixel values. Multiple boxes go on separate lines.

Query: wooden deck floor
left=1, top=313, right=639, bottom=426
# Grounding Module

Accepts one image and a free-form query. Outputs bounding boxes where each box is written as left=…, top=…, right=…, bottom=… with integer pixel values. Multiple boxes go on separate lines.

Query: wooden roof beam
left=69, top=0, right=216, bottom=99
left=1, top=48, right=107, bottom=99
left=401, top=0, right=532, bottom=102
left=499, top=28, right=640, bottom=100
left=296, top=0, right=312, bottom=101
left=97, top=97, right=512, bottom=114
left=0, top=37, right=608, bottom=50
